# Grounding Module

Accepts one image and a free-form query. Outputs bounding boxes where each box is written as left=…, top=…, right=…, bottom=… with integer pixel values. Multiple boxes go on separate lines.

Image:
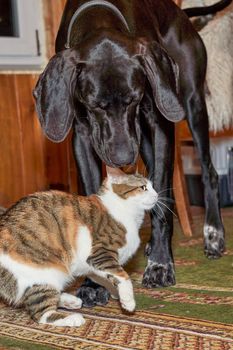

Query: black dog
left=34, top=0, right=228, bottom=306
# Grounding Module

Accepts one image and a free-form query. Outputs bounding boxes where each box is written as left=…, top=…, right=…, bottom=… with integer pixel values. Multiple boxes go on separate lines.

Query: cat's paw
left=59, top=293, right=82, bottom=310
left=39, top=311, right=85, bottom=327
left=118, top=279, right=135, bottom=312
left=121, top=298, right=136, bottom=312
left=52, top=313, right=85, bottom=327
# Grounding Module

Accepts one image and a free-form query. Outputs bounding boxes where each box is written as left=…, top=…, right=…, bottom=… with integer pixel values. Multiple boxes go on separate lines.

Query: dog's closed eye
left=123, top=97, right=134, bottom=106
left=97, top=101, right=109, bottom=110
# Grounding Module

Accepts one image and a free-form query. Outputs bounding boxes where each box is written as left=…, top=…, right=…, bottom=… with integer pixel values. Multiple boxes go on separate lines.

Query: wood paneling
left=43, top=0, right=67, bottom=57
left=0, top=75, right=46, bottom=207
left=0, top=75, right=25, bottom=206
left=15, top=75, right=46, bottom=194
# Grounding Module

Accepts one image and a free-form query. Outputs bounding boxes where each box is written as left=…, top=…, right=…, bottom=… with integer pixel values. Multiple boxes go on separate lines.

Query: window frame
left=0, top=0, right=45, bottom=70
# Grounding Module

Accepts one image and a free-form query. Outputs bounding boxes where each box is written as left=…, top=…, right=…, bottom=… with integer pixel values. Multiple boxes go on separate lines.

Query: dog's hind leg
left=186, top=91, right=225, bottom=259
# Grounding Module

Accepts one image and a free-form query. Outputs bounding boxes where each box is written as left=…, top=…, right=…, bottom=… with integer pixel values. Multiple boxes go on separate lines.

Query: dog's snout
left=109, top=150, right=136, bottom=167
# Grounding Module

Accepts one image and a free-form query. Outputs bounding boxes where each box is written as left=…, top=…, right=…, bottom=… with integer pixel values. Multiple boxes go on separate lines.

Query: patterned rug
left=0, top=210, right=233, bottom=349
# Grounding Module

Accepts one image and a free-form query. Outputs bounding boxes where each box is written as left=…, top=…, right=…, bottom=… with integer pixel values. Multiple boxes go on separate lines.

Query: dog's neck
left=65, top=0, right=130, bottom=49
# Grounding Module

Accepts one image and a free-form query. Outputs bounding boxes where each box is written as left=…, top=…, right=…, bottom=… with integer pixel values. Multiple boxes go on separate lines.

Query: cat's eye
left=141, top=185, right=147, bottom=191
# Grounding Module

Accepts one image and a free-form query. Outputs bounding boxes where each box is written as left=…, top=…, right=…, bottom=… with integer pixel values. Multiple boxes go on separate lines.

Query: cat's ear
left=106, top=166, right=126, bottom=178
left=122, top=165, right=137, bottom=175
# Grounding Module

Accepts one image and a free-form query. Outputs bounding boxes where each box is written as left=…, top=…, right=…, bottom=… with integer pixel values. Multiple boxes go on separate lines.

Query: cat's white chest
left=118, top=228, right=140, bottom=265
left=71, top=226, right=92, bottom=276
left=100, top=192, right=144, bottom=266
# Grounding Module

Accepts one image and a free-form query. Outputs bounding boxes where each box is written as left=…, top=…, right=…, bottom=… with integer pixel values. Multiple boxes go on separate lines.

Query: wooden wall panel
left=0, top=75, right=24, bottom=206
left=0, top=75, right=43, bottom=206
left=44, top=136, right=75, bottom=192
left=15, top=75, right=46, bottom=195
left=0, top=71, right=77, bottom=208
left=43, top=0, right=67, bottom=57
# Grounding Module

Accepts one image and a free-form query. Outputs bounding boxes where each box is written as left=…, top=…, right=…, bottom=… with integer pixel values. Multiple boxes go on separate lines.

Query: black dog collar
left=65, top=0, right=130, bottom=49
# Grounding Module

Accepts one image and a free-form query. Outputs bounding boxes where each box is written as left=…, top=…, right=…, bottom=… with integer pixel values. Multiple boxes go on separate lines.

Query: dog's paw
left=204, top=224, right=225, bottom=259
left=142, top=261, right=176, bottom=288
left=95, top=285, right=111, bottom=306
left=76, top=285, right=110, bottom=308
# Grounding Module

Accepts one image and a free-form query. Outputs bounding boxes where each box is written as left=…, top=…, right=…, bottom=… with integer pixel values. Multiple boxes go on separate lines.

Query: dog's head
left=34, top=34, right=185, bottom=167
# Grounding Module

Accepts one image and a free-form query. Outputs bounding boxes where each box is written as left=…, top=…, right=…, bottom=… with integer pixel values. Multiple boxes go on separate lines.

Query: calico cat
left=0, top=167, right=158, bottom=327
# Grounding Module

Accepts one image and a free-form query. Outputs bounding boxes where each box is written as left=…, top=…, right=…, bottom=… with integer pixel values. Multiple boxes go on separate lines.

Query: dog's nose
left=109, top=150, right=136, bottom=167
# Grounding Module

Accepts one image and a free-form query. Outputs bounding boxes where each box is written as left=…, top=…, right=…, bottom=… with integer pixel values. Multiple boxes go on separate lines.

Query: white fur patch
left=204, top=224, right=223, bottom=239
left=59, top=293, right=82, bottom=309
left=203, top=224, right=224, bottom=251
left=118, top=279, right=135, bottom=312
left=39, top=310, right=54, bottom=324
left=100, top=189, right=141, bottom=265
left=39, top=311, right=85, bottom=327
left=0, top=254, right=70, bottom=303
left=71, top=225, right=92, bottom=276
left=182, top=1, right=233, bottom=132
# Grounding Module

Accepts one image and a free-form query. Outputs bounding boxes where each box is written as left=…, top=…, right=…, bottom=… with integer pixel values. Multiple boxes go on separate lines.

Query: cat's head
left=99, top=167, right=158, bottom=211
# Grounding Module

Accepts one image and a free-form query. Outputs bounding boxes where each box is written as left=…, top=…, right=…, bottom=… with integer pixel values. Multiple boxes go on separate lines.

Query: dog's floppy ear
left=33, top=49, right=83, bottom=142
left=136, top=42, right=185, bottom=122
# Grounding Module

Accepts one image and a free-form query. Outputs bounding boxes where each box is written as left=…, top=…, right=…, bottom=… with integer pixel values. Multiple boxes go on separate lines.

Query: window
left=0, top=0, right=45, bottom=70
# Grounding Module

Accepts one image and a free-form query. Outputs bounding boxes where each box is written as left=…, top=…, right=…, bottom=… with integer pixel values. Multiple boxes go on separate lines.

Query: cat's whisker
left=151, top=204, right=167, bottom=223
left=148, top=170, right=154, bottom=181
left=157, top=188, right=175, bottom=195
left=157, top=200, right=177, bottom=218
left=158, top=196, right=175, bottom=204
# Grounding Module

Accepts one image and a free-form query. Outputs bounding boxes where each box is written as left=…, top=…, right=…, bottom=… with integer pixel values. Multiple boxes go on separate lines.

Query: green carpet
left=127, top=210, right=233, bottom=324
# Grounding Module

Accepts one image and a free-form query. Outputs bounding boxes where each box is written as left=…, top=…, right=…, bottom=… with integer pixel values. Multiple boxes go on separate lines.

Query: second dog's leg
left=73, top=121, right=111, bottom=306
left=187, top=92, right=225, bottom=258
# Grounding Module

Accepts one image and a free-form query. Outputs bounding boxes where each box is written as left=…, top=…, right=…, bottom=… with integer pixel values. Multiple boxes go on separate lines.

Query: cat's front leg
left=97, top=270, right=135, bottom=312
left=87, top=273, right=119, bottom=300
left=113, top=275, right=135, bottom=312
left=88, top=251, right=135, bottom=312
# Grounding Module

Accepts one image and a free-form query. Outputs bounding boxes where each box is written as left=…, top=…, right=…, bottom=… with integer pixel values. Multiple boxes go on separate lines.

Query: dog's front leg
left=141, top=114, right=176, bottom=288
left=72, top=121, right=102, bottom=195
left=72, top=121, right=111, bottom=306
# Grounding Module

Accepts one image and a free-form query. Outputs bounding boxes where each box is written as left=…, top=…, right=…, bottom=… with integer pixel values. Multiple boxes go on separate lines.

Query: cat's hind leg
left=23, top=285, right=85, bottom=327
